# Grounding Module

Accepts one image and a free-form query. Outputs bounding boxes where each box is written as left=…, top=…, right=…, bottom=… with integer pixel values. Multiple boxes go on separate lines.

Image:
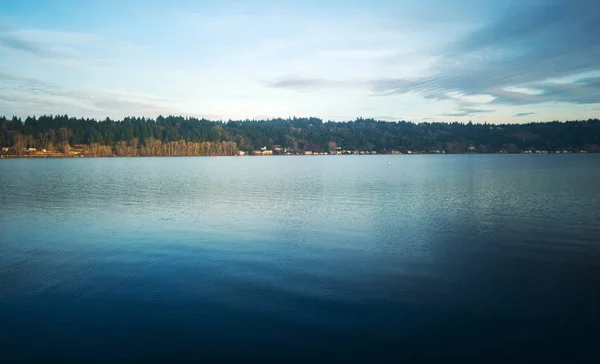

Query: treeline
left=1, top=115, right=600, bottom=155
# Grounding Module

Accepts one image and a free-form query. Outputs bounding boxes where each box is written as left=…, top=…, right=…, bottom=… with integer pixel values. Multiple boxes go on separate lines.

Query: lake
left=1, top=155, right=599, bottom=362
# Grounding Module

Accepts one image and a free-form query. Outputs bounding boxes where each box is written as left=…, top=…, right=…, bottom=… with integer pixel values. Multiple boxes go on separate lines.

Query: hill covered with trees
left=1, top=115, right=599, bottom=157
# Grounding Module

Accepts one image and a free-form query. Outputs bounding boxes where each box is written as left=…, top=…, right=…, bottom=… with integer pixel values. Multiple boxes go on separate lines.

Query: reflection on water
left=1, top=155, right=599, bottom=362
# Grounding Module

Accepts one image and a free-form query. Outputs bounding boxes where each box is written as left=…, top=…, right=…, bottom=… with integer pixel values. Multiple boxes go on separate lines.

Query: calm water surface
left=1, top=155, right=599, bottom=362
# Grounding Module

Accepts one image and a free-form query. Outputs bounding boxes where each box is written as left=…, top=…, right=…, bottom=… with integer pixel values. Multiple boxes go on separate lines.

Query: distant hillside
left=1, top=115, right=599, bottom=156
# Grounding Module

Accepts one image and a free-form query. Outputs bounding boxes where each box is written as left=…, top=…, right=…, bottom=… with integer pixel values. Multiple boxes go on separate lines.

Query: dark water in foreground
left=1, top=155, right=599, bottom=362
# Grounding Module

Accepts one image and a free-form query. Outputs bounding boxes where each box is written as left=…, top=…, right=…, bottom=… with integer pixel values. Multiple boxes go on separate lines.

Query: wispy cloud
left=0, top=31, right=47, bottom=55
left=440, top=108, right=494, bottom=117
left=318, top=49, right=398, bottom=60
left=12, top=29, right=98, bottom=44
left=268, top=77, right=363, bottom=90
left=0, top=23, right=104, bottom=72
left=490, top=76, right=600, bottom=105
left=0, top=24, right=97, bottom=56
left=269, top=78, right=328, bottom=89
left=514, top=112, right=535, bottom=117
left=0, top=72, right=175, bottom=118
left=370, top=0, right=600, bottom=107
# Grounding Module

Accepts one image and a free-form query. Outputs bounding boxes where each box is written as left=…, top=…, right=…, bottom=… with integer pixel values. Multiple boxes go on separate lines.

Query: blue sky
left=1, top=0, right=599, bottom=122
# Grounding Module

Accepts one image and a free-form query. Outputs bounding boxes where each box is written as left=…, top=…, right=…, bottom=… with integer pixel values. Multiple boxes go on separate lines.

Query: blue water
left=1, top=155, right=599, bottom=362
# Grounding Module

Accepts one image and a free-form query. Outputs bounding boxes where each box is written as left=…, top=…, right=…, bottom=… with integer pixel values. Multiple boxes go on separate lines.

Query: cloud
left=0, top=31, right=47, bottom=55
left=39, top=58, right=103, bottom=70
left=0, top=72, right=88, bottom=99
left=268, top=77, right=362, bottom=90
left=0, top=72, right=175, bottom=118
left=440, top=108, right=494, bottom=117
left=490, top=76, right=600, bottom=105
left=369, top=0, right=600, bottom=106
left=269, top=78, right=327, bottom=89
left=0, top=24, right=98, bottom=61
left=514, top=112, right=535, bottom=117
left=318, top=49, right=398, bottom=60
left=12, top=29, right=98, bottom=44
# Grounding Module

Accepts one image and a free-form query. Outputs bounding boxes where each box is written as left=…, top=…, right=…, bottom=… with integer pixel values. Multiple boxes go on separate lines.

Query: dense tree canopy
left=1, top=115, right=599, bottom=156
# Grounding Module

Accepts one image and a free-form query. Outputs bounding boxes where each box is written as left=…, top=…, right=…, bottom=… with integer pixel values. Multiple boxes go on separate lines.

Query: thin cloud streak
left=514, top=112, right=535, bottom=117
left=0, top=24, right=97, bottom=56
left=268, top=78, right=364, bottom=90
left=0, top=31, right=47, bottom=55
left=440, top=108, right=494, bottom=117
left=0, top=72, right=177, bottom=118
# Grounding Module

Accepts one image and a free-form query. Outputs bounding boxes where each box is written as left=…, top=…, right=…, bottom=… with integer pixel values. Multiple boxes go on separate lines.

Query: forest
left=1, top=115, right=600, bottom=156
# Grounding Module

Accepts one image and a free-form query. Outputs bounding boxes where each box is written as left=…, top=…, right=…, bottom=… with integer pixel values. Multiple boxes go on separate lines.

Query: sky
left=1, top=0, right=599, bottom=123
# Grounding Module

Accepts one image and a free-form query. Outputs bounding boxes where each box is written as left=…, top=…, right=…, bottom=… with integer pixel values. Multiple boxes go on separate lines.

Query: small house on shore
left=251, top=149, right=273, bottom=155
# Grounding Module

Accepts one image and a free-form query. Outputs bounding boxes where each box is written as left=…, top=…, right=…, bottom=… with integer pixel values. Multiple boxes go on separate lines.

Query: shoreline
left=1, top=152, right=593, bottom=159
